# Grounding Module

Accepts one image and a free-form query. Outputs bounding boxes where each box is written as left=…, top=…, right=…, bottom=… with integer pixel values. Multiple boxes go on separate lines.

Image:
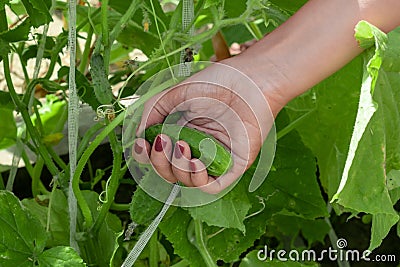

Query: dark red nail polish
left=155, top=135, right=166, bottom=152
left=134, top=142, right=143, bottom=154
left=190, top=161, right=196, bottom=173
left=174, top=143, right=184, bottom=159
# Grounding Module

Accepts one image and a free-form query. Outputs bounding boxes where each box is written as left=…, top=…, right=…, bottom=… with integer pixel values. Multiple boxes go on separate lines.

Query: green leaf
left=267, top=210, right=330, bottom=247
left=159, top=208, right=206, bottom=267
left=130, top=185, right=164, bottom=225
left=36, top=246, right=85, bottom=267
left=268, top=0, right=307, bottom=13
left=0, top=37, right=10, bottom=60
left=331, top=22, right=400, bottom=251
left=0, top=190, right=47, bottom=266
left=81, top=191, right=123, bottom=266
left=31, top=94, right=67, bottom=136
left=21, top=189, right=70, bottom=247
left=0, top=17, right=31, bottom=42
left=0, top=107, right=17, bottom=149
left=187, top=180, right=251, bottom=233
left=20, top=0, right=52, bottom=27
left=203, top=111, right=327, bottom=263
left=240, top=250, right=319, bottom=267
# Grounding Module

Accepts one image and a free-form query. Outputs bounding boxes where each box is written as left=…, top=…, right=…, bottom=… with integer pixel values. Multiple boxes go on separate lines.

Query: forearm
left=225, top=0, right=400, bottom=114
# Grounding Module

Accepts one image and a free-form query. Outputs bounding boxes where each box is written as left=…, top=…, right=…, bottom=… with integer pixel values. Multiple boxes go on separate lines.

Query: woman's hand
left=132, top=60, right=280, bottom=194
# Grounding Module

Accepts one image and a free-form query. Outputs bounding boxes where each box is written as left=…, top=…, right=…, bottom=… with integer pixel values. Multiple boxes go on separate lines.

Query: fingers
left=132, top=138, right=150, bottom=164
left=132, top=136, right=222, bottom=190
left=149, top=134, right=177, bottom=183
left=171, top=141, right=193, bottom=186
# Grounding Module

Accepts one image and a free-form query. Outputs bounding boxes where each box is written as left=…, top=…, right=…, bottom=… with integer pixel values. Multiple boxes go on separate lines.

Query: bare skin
left=133, top=0, right=400, bottom=194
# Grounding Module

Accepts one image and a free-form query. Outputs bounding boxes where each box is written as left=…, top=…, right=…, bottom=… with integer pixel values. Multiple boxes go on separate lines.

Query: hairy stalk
left=91, top=124, right=122, bottom=233
left=194, top=219, right=217, bottom=267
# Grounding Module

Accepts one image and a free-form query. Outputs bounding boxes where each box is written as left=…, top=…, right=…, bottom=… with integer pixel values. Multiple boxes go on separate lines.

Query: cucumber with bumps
left=144, top=124, right=232, bottom=176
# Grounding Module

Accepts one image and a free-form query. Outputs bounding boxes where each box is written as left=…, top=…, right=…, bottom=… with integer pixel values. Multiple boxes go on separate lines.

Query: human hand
left=132, top=60, right=279, bottom=194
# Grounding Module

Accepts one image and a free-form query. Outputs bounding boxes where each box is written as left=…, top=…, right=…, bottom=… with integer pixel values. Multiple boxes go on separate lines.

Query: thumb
left=136, top=85, right=189, bottom=136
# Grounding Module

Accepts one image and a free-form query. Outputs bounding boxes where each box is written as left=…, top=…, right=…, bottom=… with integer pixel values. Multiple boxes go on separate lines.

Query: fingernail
left=174, top=143, right=184, bottom=159
left=134, top=142, right=143, bottom=154
left=155, top=135, right=166, bottom=152
left=190, top=161, right=196, bottom=173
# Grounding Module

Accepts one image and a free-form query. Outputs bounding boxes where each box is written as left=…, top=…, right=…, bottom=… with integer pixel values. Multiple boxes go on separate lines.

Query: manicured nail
left=190, top=161, right=196, bottom=173
left=174, top=143, right=184, bottom=159
left=134, top=142, right=143, bottom=154
left=155, top=135, right=166, bottom=152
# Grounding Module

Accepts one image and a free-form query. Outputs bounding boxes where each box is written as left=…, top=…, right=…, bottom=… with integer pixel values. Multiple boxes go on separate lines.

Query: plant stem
left=246, top=21, right=264, bottom=40
left=109, top=0, right=140, bottom=44
left=91, top=126, right=122, bottom=233
left=149, top=229, right=159, bottom=267
left=109, top=202, right=129, bottom=211
left=101, top=0, right=110, bottom=74
left=32, top=157, right=44, bottom=196
left=194, top=219, right=217, bottom=267
left=2, top=57, right=59, bottom=177
left=46, top=145, right=67, bottom=170
left=15, top=43, right=30, bottom=82
left=79, top=26, right=93, bottom=74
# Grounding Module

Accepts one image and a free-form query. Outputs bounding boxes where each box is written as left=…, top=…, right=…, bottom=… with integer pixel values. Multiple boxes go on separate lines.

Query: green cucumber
left=144, top=124, right=232, bottom=176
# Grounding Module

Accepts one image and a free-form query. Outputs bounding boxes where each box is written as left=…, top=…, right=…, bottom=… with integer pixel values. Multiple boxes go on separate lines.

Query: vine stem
left=194, top=219, right=217, bottom=267
left=101, top=0, right=110, bottom=74
left=1, top=56, right=59, bottom=177
left=91, top=124, right=122, bottom=233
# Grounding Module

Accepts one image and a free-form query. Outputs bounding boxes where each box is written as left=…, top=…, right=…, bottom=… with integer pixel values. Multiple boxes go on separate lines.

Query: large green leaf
left=158, top=111, right=328, bottom=265
left=159, top=208, right=205, bottom=267
left=188, top=179, right=251, bottom=233
left=0, top=17, right=31, bottom=42
left=267, top=210, right=329, bottom=247
left=36, top=246, right=85, bottom=267
left=81, top=191, right=123, bottom=267
left=331, top=22, right=400, bottom=251
left=20, top=0, right=52, bottom=27
left=0, top=91, right=17, bottom=149
left=0, top=191, right=47, bottom=266
left=22, top=189, right=70, bottom=247
left=0, top=107, right=17, bottom=149
left=287, top=23, right=400, bottom=252
left=203, top=111, right=327, bottom=263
